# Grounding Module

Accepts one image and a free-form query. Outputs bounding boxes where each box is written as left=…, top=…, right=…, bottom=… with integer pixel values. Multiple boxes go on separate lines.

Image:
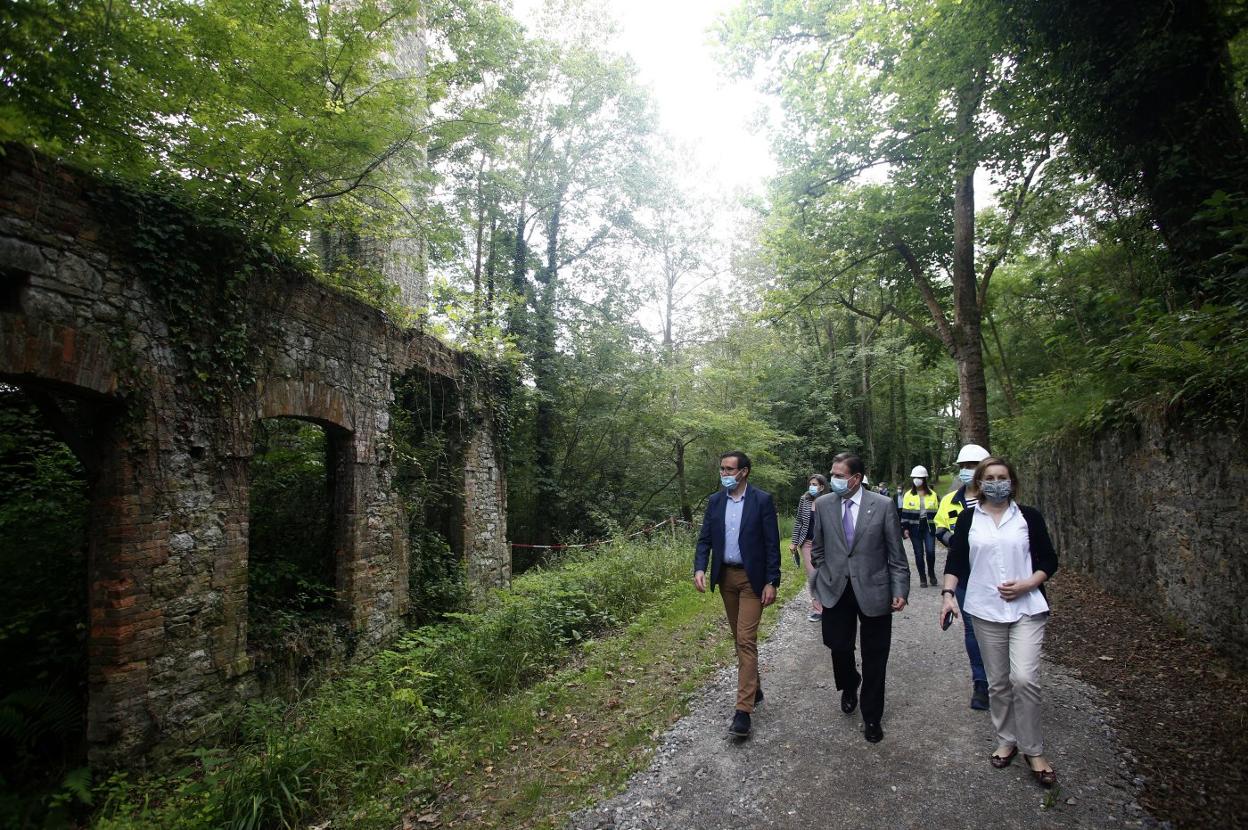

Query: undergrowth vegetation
left=92, top=531, right=696, bottom=829
left=996, top=303, right=1248, bottom=451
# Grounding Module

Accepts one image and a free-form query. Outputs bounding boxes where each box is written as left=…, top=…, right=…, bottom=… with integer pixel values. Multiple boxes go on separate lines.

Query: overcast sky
left=510, top=0, right=776, bottom=197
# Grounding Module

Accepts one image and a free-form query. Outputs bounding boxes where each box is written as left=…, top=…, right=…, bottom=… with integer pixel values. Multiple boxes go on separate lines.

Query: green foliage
left=245, top=419, right=342, bottom=681
left=989, top=0, right=1248, bottom=296
left=2, top=0, right=429, bottom=248
left=247, top=420, right=334, bottom=615
left=91, top=531, right=695, bottom=830
left=998, top=304, right=1248, bottom=450
left=0, top=388, right=91, bottom=828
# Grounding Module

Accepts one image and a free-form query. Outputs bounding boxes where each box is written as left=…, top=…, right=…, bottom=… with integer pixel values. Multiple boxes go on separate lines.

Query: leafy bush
left=997, top=303, right=1248, bottom=450
left=391, top=370, right=469, bottom=624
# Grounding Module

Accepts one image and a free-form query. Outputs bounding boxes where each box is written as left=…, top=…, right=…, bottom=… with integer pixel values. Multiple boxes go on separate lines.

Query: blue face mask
left=958, top=468, right=974, bottom=485
left=808, top=485, right=819, bottom=497
left=721, top=474, right=739, bottom=489
left=829, top=477, right=850, bottom=494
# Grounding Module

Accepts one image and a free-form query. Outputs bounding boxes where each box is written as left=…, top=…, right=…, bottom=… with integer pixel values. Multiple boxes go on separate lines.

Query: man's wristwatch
left=940, top=588, right=956, bottom=597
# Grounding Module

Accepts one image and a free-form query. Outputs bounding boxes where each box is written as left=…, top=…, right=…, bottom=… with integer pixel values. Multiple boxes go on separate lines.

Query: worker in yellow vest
left=899, top=466, right=940, bottom=587
left=934, top=442, right=991, bottom=710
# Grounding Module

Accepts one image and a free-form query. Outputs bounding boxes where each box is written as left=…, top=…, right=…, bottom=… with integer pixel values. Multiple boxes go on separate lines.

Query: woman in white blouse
left=938, top=457, right=1060, bottom=788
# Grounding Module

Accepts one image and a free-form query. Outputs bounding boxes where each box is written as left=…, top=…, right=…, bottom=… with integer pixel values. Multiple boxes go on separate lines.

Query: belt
left=722, top=562, right=745, bottom=569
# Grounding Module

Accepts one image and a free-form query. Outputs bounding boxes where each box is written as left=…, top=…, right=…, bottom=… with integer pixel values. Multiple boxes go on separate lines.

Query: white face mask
left=912, top=477, right=924, bottom=488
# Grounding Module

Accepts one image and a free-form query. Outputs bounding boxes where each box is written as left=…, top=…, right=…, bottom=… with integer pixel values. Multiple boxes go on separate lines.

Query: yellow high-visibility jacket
left=899, top=489, right=939, bottom=528
left=934, top=486, right=975, bottom=546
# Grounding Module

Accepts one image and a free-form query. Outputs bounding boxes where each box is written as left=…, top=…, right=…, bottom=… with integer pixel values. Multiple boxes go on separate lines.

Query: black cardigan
left=944, top=503, right=1059, bottom=598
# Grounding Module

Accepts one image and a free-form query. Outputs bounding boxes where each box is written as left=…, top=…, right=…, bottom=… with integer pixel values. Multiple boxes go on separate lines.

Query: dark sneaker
left=728, top=710, right=751, bottom=738
left=807, top=611, right=822, bottom=622
left=919, top=577, right=928, bottom=588
left=971, top=680, right=990, bottom=711
left=864, top=721, right=884, bottom=743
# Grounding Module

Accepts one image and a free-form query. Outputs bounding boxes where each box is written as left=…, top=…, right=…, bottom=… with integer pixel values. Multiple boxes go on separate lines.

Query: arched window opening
left=246, top=417, right=343, bottom=684
left=0, top=382, right=94, bottom=826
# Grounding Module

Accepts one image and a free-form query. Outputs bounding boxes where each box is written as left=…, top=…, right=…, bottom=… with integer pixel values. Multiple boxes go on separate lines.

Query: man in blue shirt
left=694, top=451, right=782, bottom=738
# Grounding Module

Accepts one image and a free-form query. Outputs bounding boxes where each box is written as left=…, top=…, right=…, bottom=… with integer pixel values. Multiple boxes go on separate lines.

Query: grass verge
left=91, top=526, right=804, bottom=829
left=386, top=549, right=805, bottom=829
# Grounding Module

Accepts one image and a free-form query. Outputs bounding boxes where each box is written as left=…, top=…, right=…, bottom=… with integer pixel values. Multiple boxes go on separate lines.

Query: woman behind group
left=790, top=474, right=828, bottom=622
left=899, top=466, right=940, bottom=587
left=938, top=457, right=1059, bottom=788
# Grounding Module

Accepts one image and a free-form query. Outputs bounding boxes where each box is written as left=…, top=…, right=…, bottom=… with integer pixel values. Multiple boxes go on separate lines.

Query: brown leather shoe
left=990, top=746, right=1017, bottom=768
left=1024, top=755, right=1057, bottom=788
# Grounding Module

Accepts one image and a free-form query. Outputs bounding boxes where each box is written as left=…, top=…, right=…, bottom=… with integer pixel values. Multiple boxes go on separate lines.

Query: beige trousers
left=970, top=612, right=1049, bottom=756
left=719, top=566, right=762, bottom=713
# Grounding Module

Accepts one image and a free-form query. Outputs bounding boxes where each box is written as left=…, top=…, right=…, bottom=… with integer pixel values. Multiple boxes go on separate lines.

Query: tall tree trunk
left=858, top=323, right=874, bottom=466
left=950, top=75, right=991, bottom=447
left=471, top=154, right=488, bottom=329
left=484, top=214, right=498, bottom=313
left=531, top=193, right=564, bottom=545
left=508, top=197, right=528, bottom=338
left=986, top=312, right=1021, bottom=417
left=825, top=316, right=841, bottom=417
left=898, top=364, right=909, bottom=479
left=675, top=439, right=692, bottom=523
left=887, top=355, right=897, bottom=482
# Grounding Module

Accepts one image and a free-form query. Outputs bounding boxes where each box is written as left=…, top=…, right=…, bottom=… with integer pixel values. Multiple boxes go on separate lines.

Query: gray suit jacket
left=809, top=488, right=910, bottom=617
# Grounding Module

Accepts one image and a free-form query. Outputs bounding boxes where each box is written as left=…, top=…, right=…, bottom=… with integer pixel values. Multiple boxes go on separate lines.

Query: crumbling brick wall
left=0, top=148, right=509, bottom=766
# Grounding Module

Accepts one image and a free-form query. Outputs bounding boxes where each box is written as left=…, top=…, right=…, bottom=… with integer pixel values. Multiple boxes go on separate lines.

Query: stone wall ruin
left=0, top=148, right=510, bottom=766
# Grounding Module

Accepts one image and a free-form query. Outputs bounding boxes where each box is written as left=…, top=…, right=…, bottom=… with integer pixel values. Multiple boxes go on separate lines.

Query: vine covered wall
left=0, top=147, right=509, bottom=766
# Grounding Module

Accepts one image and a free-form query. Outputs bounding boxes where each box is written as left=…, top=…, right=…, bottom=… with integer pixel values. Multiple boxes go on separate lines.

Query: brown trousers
left=719, top=566, right=762, bottom=713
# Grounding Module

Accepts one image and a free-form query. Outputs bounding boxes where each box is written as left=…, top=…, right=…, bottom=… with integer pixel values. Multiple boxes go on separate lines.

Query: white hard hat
left=956, top=443, right=990, bottom=464
left=909, top=465, right=928, bottom=478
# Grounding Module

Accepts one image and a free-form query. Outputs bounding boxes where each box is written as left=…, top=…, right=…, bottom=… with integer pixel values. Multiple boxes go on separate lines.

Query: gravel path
left=570, top=552, right=1159, bottom=830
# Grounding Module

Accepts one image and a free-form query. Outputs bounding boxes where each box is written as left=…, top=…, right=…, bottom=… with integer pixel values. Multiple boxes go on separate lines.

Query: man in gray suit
left=810, top=452, right=910, bottom=742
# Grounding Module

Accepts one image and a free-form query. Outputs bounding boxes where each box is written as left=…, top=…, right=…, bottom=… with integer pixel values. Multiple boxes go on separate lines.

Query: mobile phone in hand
left=941, top=610, right=954, bottom=630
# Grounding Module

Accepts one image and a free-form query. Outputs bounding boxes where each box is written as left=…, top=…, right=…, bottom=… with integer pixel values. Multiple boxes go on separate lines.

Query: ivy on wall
left=391, top=368, right=470, bottom=624
left=89, top=181, right=272, bottom=407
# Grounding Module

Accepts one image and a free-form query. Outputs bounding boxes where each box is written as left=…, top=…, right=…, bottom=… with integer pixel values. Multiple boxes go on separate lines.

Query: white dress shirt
left=963, top=501, right=1050, bottom=623
left=723, top=484, right=747, bottom=565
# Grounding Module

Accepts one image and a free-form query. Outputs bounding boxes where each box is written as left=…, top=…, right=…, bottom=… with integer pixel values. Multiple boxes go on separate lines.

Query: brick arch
left=254, top=377, right=354, bottom=432
left=0, top=315, right=120, bottom=397
left=247, top=378, right=374, bottom=632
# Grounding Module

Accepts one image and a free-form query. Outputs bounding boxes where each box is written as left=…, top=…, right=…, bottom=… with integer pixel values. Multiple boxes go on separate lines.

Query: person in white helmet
left=935, top=443, right=991, bottom=710
left=899, top=465, right=940, bottom=587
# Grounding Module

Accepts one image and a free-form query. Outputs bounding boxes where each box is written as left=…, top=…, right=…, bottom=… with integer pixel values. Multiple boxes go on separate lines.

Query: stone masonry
left=1029, top=415, right=1248, bottom=665
left=0, top=148, right=509, bottom=766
